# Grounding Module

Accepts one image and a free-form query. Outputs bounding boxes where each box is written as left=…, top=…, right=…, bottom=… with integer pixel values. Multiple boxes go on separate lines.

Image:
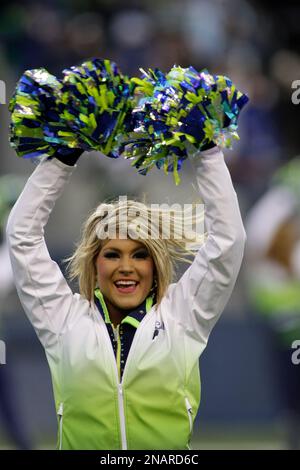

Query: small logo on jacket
left=152, top=321, right=165, bottom=341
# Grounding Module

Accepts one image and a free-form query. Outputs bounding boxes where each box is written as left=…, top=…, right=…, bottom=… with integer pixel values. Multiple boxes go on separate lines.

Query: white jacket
left=6, top=147, right=246, bottom=449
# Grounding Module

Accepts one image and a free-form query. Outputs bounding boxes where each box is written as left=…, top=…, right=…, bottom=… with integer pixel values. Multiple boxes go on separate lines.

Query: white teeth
left=115, top=281, right=137, bottom=287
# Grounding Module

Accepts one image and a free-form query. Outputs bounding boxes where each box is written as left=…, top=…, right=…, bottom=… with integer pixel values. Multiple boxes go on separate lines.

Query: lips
left=114, top=280, right=139, bottom=294
left=114, top=280, right=138, bottom=286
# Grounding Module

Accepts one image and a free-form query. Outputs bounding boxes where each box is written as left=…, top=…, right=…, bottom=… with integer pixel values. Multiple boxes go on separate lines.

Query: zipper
left=94, top=304, right=155, bottom=450
left=185, top=397, right=193, bottom=450
left=118, top=312, right=155, bottom=448
left=57, top=402, right=64, bottom=450
left=112, top=325, right=121, bottom=382
left=112, top=325, right=127, bottom=449
left=117, top=384, right=127, bottom=450
left=99, top=318, right=127, bottom=449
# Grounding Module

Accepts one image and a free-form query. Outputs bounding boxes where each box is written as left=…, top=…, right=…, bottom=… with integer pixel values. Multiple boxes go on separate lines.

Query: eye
left=104, top=252, right=119, bottom=258
left=103, top=250, right=149, bottom=259
left=134, top=251, right=149, bottom=259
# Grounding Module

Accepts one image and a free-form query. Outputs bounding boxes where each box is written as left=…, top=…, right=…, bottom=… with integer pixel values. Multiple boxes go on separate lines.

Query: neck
left=104, top=298, right=134, bottom=327
left=94, top=289, right=152, bottom=328
left=106, top=302, right=130, bottom=326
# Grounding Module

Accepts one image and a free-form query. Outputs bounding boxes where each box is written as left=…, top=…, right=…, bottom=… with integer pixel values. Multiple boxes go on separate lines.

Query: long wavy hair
left=64, top=195, right=205, bottom=308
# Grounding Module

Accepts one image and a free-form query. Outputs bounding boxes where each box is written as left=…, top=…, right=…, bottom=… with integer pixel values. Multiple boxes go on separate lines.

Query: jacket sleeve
left=162, top=146, right=246, bottom=349
left=6, top=156, right=80, bottom=351
left=0, top=239, right=14, bottom=299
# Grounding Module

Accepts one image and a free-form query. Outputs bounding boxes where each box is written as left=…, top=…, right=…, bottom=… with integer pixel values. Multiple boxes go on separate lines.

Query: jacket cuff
left=189, top=145, right=222, bottom=162
left=200, top=145, right=220, bottom=157
left=52, top=148, right=83, bottom=166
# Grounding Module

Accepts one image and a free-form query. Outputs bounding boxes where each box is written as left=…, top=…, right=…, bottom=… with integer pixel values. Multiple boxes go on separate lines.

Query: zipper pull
left=113, top=325, right=119, bottom=342
left=152, top=329, right=159, bottom=341
left=185, top=397, right=192, bottom=413
left=57, top=403, right=64, bottom=416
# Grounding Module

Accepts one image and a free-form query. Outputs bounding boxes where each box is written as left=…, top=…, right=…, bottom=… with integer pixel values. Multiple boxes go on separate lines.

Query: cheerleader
left=6, top=60, right=247, bottom=449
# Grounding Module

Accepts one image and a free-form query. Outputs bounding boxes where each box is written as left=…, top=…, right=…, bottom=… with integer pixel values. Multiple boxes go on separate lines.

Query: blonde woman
left=6, top=144, right=246, bottom=450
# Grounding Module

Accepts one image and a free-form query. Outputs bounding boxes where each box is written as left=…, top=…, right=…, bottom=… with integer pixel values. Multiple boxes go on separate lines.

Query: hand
left=200, top=141, right=217, bottom=152
left=185, top=141, right=217, bottom=159
left=53, top=148, right=84, bottom=166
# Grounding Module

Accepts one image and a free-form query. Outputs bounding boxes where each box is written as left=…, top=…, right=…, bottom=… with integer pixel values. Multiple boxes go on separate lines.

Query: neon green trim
left=113, top=325, right=121, bottom=381
left=121, top=296, right=153, bottom=328
left=146, top=296, right=153, bottom=313
left=122, top=316, right=140, bottom=328
left=94, top=289, right=154, bottom=326
left=94, top=288, right=111, bottom=324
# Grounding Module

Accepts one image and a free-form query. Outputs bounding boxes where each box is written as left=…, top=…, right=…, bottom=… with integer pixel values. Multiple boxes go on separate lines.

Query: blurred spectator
left=64, top=12, right=105, bottom=63
left=0, top=174, right=32, bottom=449
left=245, top=158, right=300, bottom=449
left=107, top=8, right=156, bottom=74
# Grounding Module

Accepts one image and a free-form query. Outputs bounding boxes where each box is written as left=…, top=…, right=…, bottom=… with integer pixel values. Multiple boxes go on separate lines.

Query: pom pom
left=119, top=65, right=249, bottom=184
left=9, top=68, right=63, bottom=160
left=9, top=60, right=248, bottom=184
left=57, top=58, right=134, bottom=156
left=9, top=59, right=135, bottom=161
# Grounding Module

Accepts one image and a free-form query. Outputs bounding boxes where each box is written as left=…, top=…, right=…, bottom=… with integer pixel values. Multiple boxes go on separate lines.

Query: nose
left=117, top=255, right=134, bottom=274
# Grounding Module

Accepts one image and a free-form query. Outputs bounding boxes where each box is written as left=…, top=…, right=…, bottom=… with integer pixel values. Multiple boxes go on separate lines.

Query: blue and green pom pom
left=9, top=60, right=248, bottom=184
left=120, top=65, right=249, bottom=184
left=9, top=58, right=135, bottom=161
left=57, top=58, right=134, bottom=156
left=9, top=68, right=63, bottom=160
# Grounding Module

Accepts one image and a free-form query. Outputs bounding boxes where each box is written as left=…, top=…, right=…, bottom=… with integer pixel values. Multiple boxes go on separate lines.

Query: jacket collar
left=94, top=288, right=153, bottom=329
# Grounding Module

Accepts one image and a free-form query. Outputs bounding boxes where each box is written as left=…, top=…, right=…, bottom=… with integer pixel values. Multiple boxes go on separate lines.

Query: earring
left=150, top=278, right=158, bottom=297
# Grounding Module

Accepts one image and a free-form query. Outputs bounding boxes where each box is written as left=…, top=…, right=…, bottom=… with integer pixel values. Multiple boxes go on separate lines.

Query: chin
left=114, top=295, right=143, bottom=309
left=117, top=299, right=140, bottom=310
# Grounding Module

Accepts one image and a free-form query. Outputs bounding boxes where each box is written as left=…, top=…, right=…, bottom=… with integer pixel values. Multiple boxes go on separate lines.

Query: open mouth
left=114, top=280, right=139, bottom=294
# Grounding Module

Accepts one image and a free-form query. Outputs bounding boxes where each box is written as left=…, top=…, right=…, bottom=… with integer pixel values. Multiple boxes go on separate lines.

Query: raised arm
left=5, top=156, right=82, bottom=351
left=0, top=238, right=14, bottom=299
left=162, top=146, right=246, bottom=351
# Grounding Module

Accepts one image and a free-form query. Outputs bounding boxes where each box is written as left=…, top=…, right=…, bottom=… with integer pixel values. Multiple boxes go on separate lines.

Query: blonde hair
left=64, top=195, right=205, bottom=308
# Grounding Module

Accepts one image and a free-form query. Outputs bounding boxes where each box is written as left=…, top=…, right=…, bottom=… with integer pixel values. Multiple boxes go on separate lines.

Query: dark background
left=0, top=0, right=300, bottom=449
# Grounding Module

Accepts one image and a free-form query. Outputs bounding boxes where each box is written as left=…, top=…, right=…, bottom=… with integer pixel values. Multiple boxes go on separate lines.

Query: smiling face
left=95, top=238, right=155, bottom=315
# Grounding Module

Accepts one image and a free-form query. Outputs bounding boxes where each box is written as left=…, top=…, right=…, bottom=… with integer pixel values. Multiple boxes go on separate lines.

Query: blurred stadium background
left=0, top=0, right=300, bottom=450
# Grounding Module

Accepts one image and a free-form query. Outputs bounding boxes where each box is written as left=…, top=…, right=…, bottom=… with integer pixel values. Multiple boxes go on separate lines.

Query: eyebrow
left=102, top=246, right=148, bottom=253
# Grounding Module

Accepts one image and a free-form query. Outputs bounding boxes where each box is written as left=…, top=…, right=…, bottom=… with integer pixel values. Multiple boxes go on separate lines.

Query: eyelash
left=104, top=252, right=148, bottom=259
